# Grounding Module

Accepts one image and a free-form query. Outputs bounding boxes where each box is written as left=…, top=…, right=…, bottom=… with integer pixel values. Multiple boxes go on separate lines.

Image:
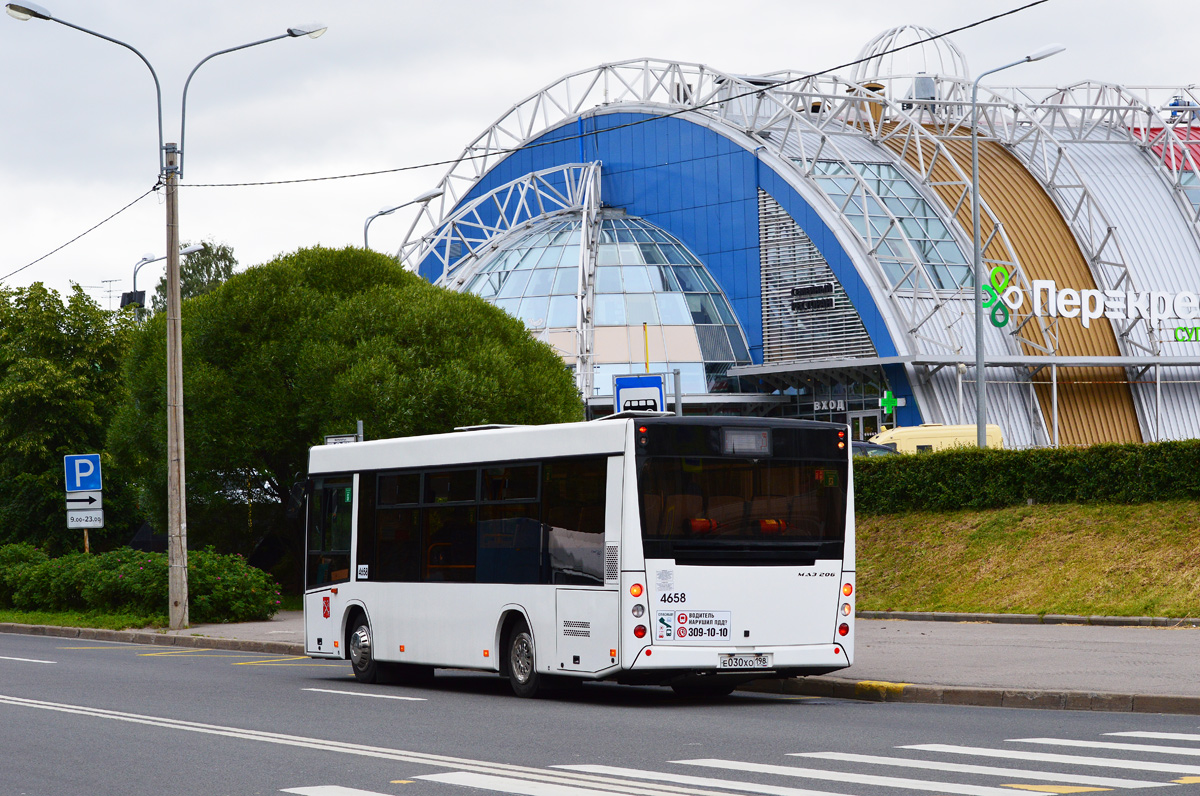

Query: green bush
left=854, top=439, right=1200, bottom=514
left=0, top=544, right=280, bottom=623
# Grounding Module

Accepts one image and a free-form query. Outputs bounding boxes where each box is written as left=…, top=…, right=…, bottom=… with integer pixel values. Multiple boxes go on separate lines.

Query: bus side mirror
left=286, top=479, right=309, bottom=519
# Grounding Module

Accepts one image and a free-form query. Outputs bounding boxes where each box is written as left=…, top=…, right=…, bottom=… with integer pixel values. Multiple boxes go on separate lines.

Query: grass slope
left=857, top=500, right=1200, bottom=617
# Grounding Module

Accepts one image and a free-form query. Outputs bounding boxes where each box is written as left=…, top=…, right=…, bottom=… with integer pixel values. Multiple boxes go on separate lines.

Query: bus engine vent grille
left=563, top=620, right=591, bottom=637
left=605, top=545, right=619, bottom=581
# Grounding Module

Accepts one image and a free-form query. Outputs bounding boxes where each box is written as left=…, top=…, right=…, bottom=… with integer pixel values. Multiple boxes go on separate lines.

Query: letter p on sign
left=64, top=454, right=102, bottom=492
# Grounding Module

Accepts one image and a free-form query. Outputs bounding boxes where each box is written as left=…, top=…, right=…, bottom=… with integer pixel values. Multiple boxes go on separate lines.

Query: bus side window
left=543, top=457, right=606, bottom=585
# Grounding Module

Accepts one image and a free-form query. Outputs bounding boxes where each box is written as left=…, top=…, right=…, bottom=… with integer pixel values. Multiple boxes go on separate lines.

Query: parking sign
left=64, top=454, right=102, bottom=492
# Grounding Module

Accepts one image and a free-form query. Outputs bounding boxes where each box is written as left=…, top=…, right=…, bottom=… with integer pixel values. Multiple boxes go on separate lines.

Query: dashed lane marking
left=418, top=771, right=633, bottom=795
left=999, top=786, right=1109, bottom=794
left=282, top=787, right=393, bottom=796
left=0, top=655, right=55, bottom=664
left=303, top=688, right=425, bottom=702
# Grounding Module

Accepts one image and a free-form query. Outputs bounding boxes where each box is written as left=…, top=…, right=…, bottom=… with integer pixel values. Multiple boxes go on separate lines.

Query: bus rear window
left=637, top=456, right=846, bottom=564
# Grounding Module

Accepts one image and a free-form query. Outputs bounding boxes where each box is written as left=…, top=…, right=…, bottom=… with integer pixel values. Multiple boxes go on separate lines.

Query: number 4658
left=659, top=592, right=686, bottom=604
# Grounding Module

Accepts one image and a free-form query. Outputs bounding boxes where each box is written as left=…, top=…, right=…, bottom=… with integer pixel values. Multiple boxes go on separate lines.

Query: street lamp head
left=415, top=187, right=445, bottom=203
left=180, top=243, right=205, bottom=255
left=286, top=22, right=327, bottom=39
left=4, top=2, right=51, bottom=20
left=138, top=252, right=158, bottom=265
left=1025, top=44, right=1065, bottom=63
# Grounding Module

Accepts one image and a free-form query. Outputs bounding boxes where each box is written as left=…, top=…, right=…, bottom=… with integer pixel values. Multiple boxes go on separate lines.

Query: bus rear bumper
left=626, top=642, right=850, bottom=674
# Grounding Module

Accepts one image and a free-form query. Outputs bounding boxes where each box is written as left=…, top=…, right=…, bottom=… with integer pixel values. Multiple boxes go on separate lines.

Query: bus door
left=305, top=476, right=353, bottom=657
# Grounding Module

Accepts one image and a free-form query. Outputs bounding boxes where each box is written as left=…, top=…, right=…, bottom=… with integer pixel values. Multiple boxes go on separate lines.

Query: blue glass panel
left=658, top=243, right=688, bottom=264
left=617, top=243, right=641, bottom=264
left=524, top=268, right=555, bottom=296
left=552, top=268, right=576, bottom=295
left=496, top=269, right=531, bottom=298
left=615, top=228, right=635, bottom=243
left=535, top=247, right=563, bottom=268
left=631, top=228, right=652, bottom=243
left=517, top=296, right=549, bottom=328
left=726, top=326, right=750, bottom=361
left=559, top=245, right=580, bottom=268
left=667, top=362, right=706, bottom=394
left=655, top=292, right=691, bottom=324
left=695, top=267, right=719, bottom=293
left=712, top=294, right=736, bottom=324
left=639, top=243, right=668, bottom=265
left=625, top=293, right=659, bottom=325
left=493, top=297, right=521, bottom=316
left=622, top=265, right=652, bottom=292
left=547, top=295, right=576, bottom=327
left=597, top=244, right=619, bottom=265
left=596, top=267, right=622, bottom=293
left=514, top=248, right=540, bottom=270
left=594, top=294, right=626, bottom=326
left=648, top=265, right=680, bottom=292
left=686, top=293, right=719, bottom=324
left=673, top=266, right=705, bottom=292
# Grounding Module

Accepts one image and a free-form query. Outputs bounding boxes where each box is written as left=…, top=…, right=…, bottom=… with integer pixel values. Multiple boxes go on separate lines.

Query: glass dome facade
left=458, top=214, right=752, bottom=395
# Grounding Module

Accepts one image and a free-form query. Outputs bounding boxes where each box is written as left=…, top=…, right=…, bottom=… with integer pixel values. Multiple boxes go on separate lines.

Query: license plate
left=719, top=653, right=772, bottom=669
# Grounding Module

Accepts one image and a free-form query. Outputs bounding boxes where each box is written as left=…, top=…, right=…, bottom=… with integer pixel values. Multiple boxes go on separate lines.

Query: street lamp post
left=363, top=188, right=445, bottom=250
left=971, top=43, right=1065, bottom=448
left=122, top=244, right=205, bottom=321
left=7, top=2, right=326, bottom=629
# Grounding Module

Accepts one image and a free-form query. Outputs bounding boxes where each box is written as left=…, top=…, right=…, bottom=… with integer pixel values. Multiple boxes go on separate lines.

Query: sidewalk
left=3, top=611, right=1199, bottom=713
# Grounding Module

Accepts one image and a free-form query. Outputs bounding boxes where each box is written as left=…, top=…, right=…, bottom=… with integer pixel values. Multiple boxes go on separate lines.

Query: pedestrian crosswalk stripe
left=418, top=771, right=638, bottom=795
left=791, top=752, right=1171, bottom=788
left=675, top=758, right=1037, bottom=796
left=999, top=786, right=1109, bottom=793
left=901, top=745, right=1200, bottom=775
left=282, top=787, right=393, bottom=796
left=1110, top=734, right=1200, bottom=743
left=556, top=764, right=854, bottom=796
left=1010, top=739, right=1200, bottom=758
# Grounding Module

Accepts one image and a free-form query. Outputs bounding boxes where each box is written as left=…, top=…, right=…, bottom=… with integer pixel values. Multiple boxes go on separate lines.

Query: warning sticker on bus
left=656, top=610, right=731, bottom=642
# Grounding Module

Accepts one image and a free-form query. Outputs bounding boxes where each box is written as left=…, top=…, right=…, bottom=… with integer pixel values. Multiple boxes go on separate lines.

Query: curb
left=857, top=611, right=1200, bottom=628
left=0, top=622, right=305, bottom=656
left=741, top=676, right=1200, bottom=715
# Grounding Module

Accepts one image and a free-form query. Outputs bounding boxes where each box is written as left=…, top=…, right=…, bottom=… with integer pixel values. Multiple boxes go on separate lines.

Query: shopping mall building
left=398, top=26, right=1200, bottom=448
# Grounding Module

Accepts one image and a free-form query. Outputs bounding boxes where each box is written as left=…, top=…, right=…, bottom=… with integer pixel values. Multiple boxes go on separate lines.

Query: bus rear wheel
left=348, top=617, right=379, bottom=683
left=506, top=620, right=542, bottom=698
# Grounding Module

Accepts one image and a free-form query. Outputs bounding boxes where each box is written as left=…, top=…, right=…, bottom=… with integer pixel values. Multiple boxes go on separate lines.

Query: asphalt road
left=3, top=632, right=1200, bottom=796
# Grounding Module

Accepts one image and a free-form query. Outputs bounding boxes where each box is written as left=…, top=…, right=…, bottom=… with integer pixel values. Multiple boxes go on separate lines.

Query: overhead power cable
left=0, top=185, right=159, bottom=284
left=183, top=0, right=1050, bottom=189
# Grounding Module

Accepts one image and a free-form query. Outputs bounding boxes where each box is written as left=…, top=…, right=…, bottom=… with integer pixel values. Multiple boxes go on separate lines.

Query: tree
left=109, top=246, right=583, bottom=588
left=149, top=239, right=237, bottom=314
left=0, top=284, right=137, bottom=553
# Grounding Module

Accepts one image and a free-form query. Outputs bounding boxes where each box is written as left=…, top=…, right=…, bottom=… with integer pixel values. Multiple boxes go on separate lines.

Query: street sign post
left=64, top=454, right=103, bottom=551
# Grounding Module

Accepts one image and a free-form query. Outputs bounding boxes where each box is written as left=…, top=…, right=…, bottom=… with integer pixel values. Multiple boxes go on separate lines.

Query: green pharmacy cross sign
left=879, top=390, right=906, bottom=417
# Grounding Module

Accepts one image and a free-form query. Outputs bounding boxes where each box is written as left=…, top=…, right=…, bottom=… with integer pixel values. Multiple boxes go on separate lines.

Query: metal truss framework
left=399, top=59, right=1044, bottom=375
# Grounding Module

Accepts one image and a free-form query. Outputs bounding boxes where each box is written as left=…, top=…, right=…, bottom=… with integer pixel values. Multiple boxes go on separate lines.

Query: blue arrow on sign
left=64, top=454, right=102, bottom=492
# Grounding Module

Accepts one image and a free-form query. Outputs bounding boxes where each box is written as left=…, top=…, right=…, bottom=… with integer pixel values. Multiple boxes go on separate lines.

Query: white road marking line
left=418, top=771, right=634, bottom=795
left=282, top=787, right=393, bottom=796
left=791, top=751, right=1172, bottom=788
left=0, top=655, right=55, bottom=664
left=1011, top=739, right=1200, bottom=758
left=1110, top=733, right=1200, bottom=743
left=0, top=693, right=727, bottom=796
left=901, top=745, right=1200, bottom=776
left=676, top=758, right=1034, bottom=796
left=556, top=764, right=856, bottom=796
left=302, top=688, right=426, bottom=701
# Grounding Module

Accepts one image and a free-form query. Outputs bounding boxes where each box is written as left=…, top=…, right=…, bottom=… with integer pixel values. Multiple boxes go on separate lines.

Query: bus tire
left=348, top=616, right=379, bottom=684
left=506, top=620, right=542, bottom=698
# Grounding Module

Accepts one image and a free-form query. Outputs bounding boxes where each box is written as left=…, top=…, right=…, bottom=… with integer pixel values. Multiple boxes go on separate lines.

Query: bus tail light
left=634, top=625, right=647, bottom=638
left=843, top=583, right=853, bottom=597
left=631, top=604, right=645, bottom=618
left=689, top=518, right=717, bottom=534
left=630, top=583, right=644, bottom=597
left=841, top=603, right=852, bottom=616
left=838, top=623, right=849, bottom=637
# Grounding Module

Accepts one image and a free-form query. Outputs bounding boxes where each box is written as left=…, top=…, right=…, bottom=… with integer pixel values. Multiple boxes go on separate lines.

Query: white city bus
left=303, top=415, right=855, bottom=698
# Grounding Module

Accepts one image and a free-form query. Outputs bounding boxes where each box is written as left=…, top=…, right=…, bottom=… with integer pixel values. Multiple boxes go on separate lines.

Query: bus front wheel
left=507, top=620, right=542, bottom=698
left=349, top=617, right=379, bottom=683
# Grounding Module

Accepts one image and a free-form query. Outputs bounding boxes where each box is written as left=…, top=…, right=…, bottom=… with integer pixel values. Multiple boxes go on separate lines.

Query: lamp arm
left=179, top=33, right=290, bottom=179
left=48, top=16, right=164, bottom=175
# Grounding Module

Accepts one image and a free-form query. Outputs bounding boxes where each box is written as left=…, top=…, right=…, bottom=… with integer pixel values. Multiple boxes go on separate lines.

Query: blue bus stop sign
left=614, top=373, right=666, bottom=413
left=64, top=454, right=102, bottom=492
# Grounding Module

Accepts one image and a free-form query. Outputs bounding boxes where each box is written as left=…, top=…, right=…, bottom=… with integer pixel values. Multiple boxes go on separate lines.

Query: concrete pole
left=165, top=144, right=189, bottom=630
left=673, top=368, right=682, bottom=416
left=1052, top=363, right=1059, bottom=448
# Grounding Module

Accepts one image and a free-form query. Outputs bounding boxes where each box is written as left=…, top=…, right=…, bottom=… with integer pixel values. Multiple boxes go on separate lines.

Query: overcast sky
left=0, top=0, right=1191, bottom=307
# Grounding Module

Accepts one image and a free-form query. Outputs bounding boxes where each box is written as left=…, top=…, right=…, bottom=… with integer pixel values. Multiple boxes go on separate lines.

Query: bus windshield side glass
left=638, top=456, right=847, bottom=564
